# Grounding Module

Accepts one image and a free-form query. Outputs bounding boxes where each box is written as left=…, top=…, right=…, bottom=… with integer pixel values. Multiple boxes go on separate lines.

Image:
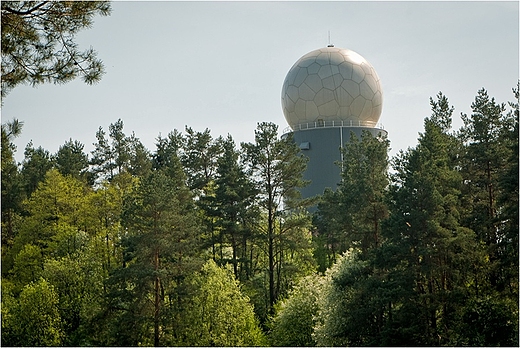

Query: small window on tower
left=299, top=142, right=310, bottom=150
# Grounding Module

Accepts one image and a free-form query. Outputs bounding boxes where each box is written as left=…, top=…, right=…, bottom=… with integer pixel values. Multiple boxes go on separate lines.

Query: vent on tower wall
left=299, top=142, right=310, bottom=150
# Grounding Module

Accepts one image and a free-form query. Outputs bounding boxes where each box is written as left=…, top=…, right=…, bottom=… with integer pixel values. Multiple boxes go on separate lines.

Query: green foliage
left=152, top=129, right=184, bottom=176
left=5, top=278, right=64, bottom=346
left=242, top=122, right=313, bottom=315
left=127, top=131, right=153, bottom=177
left=20, top=141, right=53, bottom=197
left=311, top=91, right=518, bottom=347
left=242, top=122, right=309, bottom=213
left=455, top=295, right=519, bottom=346
left=380, top=93, right=487, bottom=345
left=339, top=131, right=389, bottom=248
left=88, top=178, right=131, bottom=273
left=1, top=119, right=24, bottom=249
left=181, top=126, right=222, bottom=193
left=199, top=135, right=258, bottom=279
left=273, top=213, right=317, bottom=292
left=312, top=188, right=344, bottom=272
left=11, top=243, right=44, bottom=289
left=54, top=138, right=91, bottom=183
left=1, top=1, right=111, bottom=99
left=102, top=169, right=201, bottom=346
left=1, top=280, right=18, bottom=346
left=313, top=250, right=379, bottom=346
left=2, top=87, right=517, bottom=346
left=314, top=130, right=389, bottom=270
left=5, top=169, right=92, bottom=275
left=42, top=251, right=106, bottom=346
left=269, top=274, right=325, bottom=346
left=495, top=84, right=519, bottom=296
left=179, top=260, right=266, bottom=346
left=459, top=89, right=511, bottom=242
left=459, top=88, right=517, bottom=295
left=90, top=126, right=113, bottom=181
left=90, top=119, right=152, bottom=183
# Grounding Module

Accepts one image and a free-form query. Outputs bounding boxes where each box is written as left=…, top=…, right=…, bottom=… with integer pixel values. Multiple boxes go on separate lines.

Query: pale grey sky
left=2, top=1, right=519, bottom=163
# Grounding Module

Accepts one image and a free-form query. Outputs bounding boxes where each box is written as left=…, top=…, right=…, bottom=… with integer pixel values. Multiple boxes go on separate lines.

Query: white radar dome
left=281, top=46, right=383, bottom=130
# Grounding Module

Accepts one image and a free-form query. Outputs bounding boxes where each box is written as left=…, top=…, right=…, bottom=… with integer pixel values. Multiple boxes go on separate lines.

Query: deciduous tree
left=5, top=278, right=64, bottom=346
left=4, top=169, right=92, bottom=275
left=269, top=274, right=325, bottom=346
left=178, top=260, right=266, bottom=346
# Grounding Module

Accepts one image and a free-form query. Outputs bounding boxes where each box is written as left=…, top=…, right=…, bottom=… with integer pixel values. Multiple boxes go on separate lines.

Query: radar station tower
left=281, top=45, right=387, bottom=200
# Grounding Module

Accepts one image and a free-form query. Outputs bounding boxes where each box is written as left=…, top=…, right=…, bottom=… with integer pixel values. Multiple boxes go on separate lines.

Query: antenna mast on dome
left=327, top=30, right=334, bottom=47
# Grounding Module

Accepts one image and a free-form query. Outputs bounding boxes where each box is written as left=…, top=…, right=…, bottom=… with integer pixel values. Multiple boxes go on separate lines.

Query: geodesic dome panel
left=281, top=47, right=383, bottom=130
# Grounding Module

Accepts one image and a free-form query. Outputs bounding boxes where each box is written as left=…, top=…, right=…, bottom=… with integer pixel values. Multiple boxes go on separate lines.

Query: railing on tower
left=282, top=119, right=385, bottom=135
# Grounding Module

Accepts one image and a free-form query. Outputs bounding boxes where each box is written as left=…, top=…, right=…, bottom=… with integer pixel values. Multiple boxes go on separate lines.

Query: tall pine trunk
left=154, top=248, right=160, bottom=346
left=268, top=192, right=275, bottom=314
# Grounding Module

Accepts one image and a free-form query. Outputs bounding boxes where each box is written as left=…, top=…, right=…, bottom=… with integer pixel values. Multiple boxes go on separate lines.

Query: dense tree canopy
left=1, top=87, right=517, bottom=346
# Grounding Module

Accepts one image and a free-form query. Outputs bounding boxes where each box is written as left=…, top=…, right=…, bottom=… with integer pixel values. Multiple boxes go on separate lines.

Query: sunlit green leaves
left=180, top=260, right=266, bottom=346
left=5, top=278, right=64, bottom=346
left=269, top=274, right=325, bottom=346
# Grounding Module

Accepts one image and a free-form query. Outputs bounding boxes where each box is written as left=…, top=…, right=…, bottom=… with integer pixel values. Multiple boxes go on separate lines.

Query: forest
left=1, top=87, right=518, bottom=346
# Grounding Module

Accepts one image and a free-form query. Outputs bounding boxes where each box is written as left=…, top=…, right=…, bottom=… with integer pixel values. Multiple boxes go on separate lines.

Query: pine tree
left=495, top=84, right=519, bottom=296
left=313, top=188, right=345, bottom=272
left=105, top=169, right=201, bottom=346
left=1, top=1, right=111, bottom=99
left=181, top=127, right=222, bottom=194
left=1, top=119, right=24, bottom=248
left=459, top=88, right=515, bottom=291
left=152, top=129, right=184, bottom=178
left=90, top=119, right=151, bottom=183
left=54, top=139, right=91, bottom=183
left=20, top=141, right=53, bottom=197
left=199, top=135, right=258, bottom=279
left=382, top=92, right=488, bottom=344
left=90, top=126, right=114, bottom=182
left=242, top=122, right=311, bottom=314
left=315, top=130, right=389, bottom=259
left=127, top=132, right=152, bottom=178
